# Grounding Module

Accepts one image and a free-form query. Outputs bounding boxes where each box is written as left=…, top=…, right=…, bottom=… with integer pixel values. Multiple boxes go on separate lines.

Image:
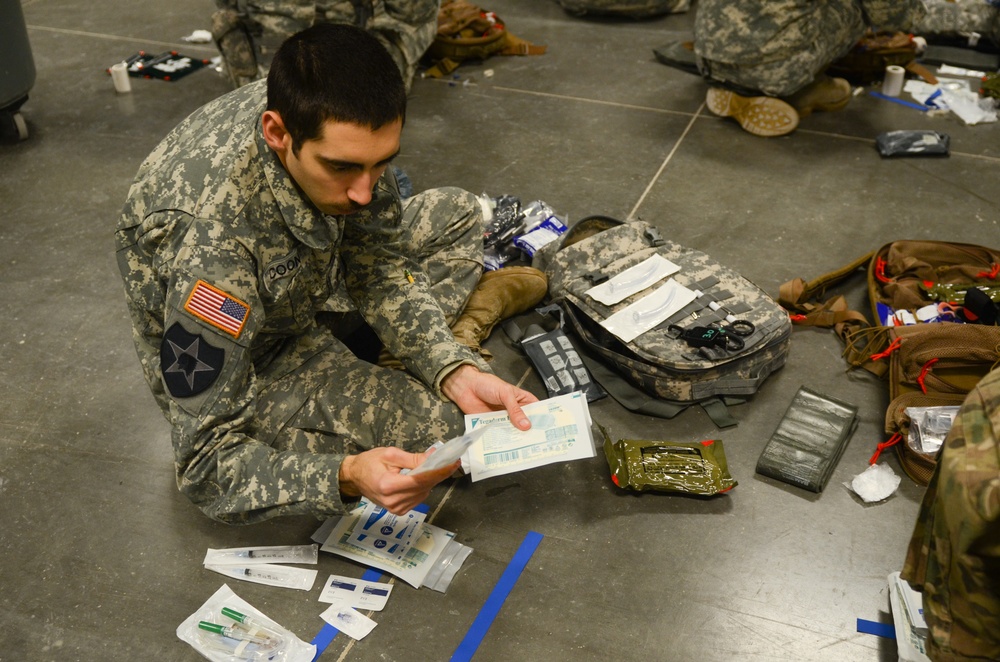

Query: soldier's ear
left=261, top=110, right=292, bottom=157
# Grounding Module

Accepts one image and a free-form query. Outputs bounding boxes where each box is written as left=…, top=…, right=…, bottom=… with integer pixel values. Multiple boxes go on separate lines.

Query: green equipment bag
left=779, top=239, right=1000, bottom=485
left=537, top=217, right=792, bottom=427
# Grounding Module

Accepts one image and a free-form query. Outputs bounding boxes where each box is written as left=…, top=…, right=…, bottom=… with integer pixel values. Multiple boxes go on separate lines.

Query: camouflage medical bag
left=536, top=217, right=792, bottom=426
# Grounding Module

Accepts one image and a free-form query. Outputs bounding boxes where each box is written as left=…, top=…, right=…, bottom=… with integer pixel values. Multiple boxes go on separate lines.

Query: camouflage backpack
left=535, top=217, right=791, bottom=427
left=552, top=0, right=690, bottom=19
left=423, top=0, right=546, bottom=78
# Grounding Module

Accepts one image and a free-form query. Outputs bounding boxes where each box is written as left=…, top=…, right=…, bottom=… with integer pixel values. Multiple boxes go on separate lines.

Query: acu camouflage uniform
left=116, top=80, right=484, bottom=524
left=212, top=0, right=440, bottom=90
left=694, top=0, right=926, bottom=97
left=902, top=367, right=1000, bottom=662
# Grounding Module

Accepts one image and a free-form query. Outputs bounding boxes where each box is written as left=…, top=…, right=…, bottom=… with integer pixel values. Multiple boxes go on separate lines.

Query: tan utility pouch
left=779, top=240, right=1000, bottom=484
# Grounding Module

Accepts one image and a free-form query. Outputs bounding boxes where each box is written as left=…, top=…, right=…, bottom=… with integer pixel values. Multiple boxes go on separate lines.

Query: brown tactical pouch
left=884, top=324, right=1000, bottom=484
left=424, top=0, right=545, bottom=78
left=779, top=240, right=1000, bottom=484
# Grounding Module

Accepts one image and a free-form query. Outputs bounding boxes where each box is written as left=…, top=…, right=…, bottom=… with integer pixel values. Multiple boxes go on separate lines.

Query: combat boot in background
left=705, top=87, right=800, bottom=137
left=783, top=74, right=852, bottom=118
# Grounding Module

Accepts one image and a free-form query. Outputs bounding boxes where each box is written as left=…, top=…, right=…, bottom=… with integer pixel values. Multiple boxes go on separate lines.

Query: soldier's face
left=271, top=115, right=402, bottom=216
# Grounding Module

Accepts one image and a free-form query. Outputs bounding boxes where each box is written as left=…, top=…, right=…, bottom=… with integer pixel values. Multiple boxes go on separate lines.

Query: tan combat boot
left=705, top=87, right=799, bottom=137
left=783, top=74, right=852, bottom=118
left=451, top=266, right=548, bottom=360
left=378, top=265, right=548, bottom=368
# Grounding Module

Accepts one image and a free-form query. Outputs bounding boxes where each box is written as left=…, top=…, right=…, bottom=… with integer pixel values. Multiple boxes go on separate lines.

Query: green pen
left=198, top=620, right=271, bottom=645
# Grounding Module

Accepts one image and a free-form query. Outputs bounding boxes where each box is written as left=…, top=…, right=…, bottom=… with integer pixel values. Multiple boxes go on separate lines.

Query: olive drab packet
left=779, top=239, right=1000, bottom=484
left=755, top=386, right=859, bottom=493
left=601, top=426, right=736, bottom=495
left=534, top=216, right=792, bottom=427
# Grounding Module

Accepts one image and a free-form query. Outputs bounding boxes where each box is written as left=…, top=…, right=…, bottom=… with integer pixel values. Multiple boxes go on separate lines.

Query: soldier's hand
left=440, top=364, right=537, bottom=431
left=338, top=447, right=459, bottom=515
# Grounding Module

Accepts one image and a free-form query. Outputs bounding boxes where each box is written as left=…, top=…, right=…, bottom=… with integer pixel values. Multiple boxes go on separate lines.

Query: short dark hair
left=266, top=23, right=406, bottom=152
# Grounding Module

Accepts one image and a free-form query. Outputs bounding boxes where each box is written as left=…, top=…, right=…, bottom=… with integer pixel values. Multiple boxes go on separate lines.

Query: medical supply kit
left=535, top=216, right=792, bottom=427
left=779, top=239, right=1000, bottom=484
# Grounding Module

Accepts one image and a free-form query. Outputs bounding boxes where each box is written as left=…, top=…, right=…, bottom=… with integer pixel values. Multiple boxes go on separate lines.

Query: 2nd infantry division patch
left=160, top=322, right=225, bottom=398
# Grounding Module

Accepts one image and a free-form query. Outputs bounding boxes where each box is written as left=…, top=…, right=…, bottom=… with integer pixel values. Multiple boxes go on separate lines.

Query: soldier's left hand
left=441, top=364, right=537, bottom=430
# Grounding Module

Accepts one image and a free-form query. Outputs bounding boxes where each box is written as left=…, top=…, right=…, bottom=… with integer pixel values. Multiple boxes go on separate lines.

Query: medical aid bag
left=536, top=216, right=791, bottom=426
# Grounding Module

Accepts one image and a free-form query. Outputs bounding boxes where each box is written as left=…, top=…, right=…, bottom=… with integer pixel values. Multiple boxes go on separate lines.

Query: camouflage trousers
left=253, top=187, right=482, bottom=458
left=917, top=0, right=1000, bottom=46
left=552, top=0, right=690, bottom=19
left=212, top=0, right=440, bottom=89
left=902, top=367, right=1000, bottom=662
left=695, top=0, right=867, bottom=97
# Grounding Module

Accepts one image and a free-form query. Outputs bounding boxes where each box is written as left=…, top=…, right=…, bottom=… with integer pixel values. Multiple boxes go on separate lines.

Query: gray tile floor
left=2, top=1, right=998, bottom=660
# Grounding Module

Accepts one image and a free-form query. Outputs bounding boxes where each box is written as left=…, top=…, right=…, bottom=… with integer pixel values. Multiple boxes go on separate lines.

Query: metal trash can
left=0, top=0, right=37, bottom=141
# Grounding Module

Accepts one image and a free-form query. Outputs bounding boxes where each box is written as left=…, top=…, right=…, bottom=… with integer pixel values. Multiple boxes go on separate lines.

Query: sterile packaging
left=602, top=427, right=737, bottom=495
left=177, top=584, right=315, bottom=661
left=204, top=544, right=318, bottom=566
left=905, top=406, right=960, bottom=456
left=513, top=216, right=567, bottom=257
left=205, top=563, right=318, bottom=591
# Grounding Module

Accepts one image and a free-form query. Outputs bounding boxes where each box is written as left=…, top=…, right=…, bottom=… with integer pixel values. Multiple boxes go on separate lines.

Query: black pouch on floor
left=503, top=304, right=606, bottom=403
left=755, top=386, right=859, bottom=493
left=876, top=130, right=950, bottom=157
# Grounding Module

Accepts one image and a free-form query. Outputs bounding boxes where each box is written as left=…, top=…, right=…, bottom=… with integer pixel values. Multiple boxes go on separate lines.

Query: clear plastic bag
left=905, top=405, right=960, bottom=456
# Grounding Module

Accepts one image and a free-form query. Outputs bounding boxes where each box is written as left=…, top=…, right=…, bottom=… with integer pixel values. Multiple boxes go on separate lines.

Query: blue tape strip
left=868, top=91, right=928, bottom=112
left=450, top=531, right=544, bottom=662
left=857, top=618, right=896, bottom=639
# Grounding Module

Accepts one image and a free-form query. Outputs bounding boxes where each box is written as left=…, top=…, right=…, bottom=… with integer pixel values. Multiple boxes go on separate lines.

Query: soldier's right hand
left=338, top=447, right=459, bottom=515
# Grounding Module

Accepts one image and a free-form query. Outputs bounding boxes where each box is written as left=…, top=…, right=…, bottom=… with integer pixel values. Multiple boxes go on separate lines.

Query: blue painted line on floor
left=857, top=618, right=896, bottom=639
left=450, top=531, right=544, bottom=662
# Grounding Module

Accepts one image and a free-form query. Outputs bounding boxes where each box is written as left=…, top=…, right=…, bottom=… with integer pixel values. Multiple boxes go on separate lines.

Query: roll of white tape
left=881, top=64, right=905, bottom=97
left=110, top=61, right=132, bottom=93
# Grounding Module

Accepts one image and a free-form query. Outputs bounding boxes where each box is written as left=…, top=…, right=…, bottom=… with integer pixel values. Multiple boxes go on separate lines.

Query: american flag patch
left=184, top=280, right=250, bottom=338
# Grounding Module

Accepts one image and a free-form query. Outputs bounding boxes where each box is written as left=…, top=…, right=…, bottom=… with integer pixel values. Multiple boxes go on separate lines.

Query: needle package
left=177, top=584, right=315, bottom=661
left=205, top=563, right=318, bottom=591
left=204, top=544, right=318, bottom=566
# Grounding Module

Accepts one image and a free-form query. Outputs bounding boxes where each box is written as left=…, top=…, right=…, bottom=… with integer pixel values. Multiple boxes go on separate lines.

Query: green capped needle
left=198, top=620, right=271, bottom=645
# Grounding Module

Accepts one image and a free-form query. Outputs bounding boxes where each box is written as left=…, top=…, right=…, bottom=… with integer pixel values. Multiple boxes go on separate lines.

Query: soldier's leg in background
left=400, top=187, right=484, bottom=324
left=369, top=0, right=441, bottom=91
left=211, top=4, right=263, bottom=88
left=698, top=1, right=865, bottom=98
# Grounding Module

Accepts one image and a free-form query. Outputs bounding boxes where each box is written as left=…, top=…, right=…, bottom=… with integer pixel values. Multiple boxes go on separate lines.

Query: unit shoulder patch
left=160, top=322, right=225, bottom=398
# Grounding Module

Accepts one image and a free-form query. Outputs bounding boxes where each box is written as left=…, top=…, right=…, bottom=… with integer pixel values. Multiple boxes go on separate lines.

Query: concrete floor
left=2, top=0, right=999, bottom=660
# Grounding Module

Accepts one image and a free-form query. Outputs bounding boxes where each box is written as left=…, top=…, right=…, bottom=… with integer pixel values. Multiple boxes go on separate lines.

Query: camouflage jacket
left=115, top=80, right=472, bottom=523
left=695, top=0, right=925, bottom=67
left=902, top=367, right=1000, bottom=661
